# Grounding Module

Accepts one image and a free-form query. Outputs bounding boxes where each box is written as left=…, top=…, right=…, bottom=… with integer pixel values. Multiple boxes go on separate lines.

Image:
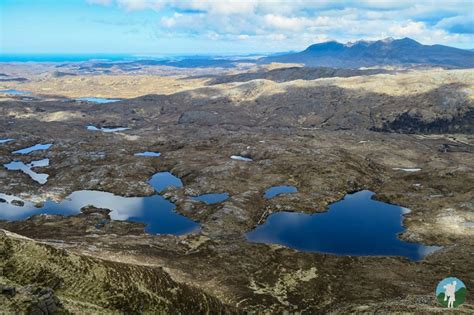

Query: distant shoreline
left=0, top=53, right=266, bottom=63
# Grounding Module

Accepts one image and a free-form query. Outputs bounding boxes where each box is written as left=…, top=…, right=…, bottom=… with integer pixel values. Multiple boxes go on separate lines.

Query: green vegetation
left=437, top=287, right=467, bottom=308
left=0, top=231, right=236, bottom=314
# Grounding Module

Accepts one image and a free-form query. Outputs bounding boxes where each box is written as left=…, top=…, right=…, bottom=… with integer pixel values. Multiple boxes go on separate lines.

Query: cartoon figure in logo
left=436, top=277, right=467, bottom=308
left=443, top=280, right=457, bottom=308
left=435, top=277, right=467, bottom=308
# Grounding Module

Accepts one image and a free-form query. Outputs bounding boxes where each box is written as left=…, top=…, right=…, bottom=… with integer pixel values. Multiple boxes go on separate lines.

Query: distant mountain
left=261, top=38, right=474, bottom=68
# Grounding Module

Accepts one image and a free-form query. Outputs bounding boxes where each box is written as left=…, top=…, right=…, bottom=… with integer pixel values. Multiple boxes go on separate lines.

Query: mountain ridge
left=261, top=37, right=474, bottom=68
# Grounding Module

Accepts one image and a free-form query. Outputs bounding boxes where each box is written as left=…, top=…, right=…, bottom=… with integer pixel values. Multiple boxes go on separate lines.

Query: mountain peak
left=304, top=41, right=344, bottom=52
left=396, top=37, right=422, bottom=45
left=262, top=37, right=474, bottom=68
left=345, top=37, right=417, bottom=48
left=345, top=39, right=373, bottom=47
left=381, top=37, right=395, bottom=43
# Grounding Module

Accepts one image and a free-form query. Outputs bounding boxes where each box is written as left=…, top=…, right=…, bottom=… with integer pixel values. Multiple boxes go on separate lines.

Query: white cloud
left=86, top=0, right=474, bottom=49
left=267, top=33, right=287, bottom=41
left=263, top=14, right=310, bottom=31
left=160, top=13, right=182, bottom=27
left=389, top=21, right=426, bottom=37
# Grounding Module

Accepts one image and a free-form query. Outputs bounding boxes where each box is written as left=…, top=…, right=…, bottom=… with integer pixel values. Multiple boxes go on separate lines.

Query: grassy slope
left=0, top=230, right=237, bottom=314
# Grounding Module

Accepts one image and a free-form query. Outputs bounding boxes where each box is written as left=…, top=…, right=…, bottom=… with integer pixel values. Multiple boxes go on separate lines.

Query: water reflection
left=0, top=169, right=204, bottom=234
left=247, top=190, right=440, bottom=261
left=264, top=185, right=297, bottom=199
left=77, top=97, right=120, bottom=104
left=0, top=89, right=31, bottom=95
left=13, top=143, right=52, bottom=154
left=135, top=151, right=161, bottom=157
left=193, top=193, right=229, bottom=204
left=0, top=190, right=199, bottom=235
left=0, top=139, right=14, bottom=144
left=4, top=159, right=49, bottom=184
left=230, top=155, right=253, bottom=162
left=148, top=171, right=183, bottom=193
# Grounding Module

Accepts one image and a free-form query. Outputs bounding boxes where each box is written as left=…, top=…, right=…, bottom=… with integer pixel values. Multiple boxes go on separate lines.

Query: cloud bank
left=86, top=0, right=474, bottom=50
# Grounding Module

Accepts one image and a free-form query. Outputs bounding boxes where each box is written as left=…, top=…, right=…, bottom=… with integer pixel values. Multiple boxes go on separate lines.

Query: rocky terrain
left=207, top=66, right=390, bottom=85
left=0, top=64, right=473, bottom=313
left=0, top=229, right=235, bottom=313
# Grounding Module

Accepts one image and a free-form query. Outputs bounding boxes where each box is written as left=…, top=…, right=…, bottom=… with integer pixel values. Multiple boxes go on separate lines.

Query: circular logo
left=436, top=277, right=467, bottom=308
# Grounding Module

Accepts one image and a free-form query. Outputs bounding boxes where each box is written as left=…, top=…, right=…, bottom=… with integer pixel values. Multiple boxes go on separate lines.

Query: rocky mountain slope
left=131, top=69, right=473, bottom=134
left=261, top=38, right=474, bottom=68
left=0, top=230, right=236, bottom=314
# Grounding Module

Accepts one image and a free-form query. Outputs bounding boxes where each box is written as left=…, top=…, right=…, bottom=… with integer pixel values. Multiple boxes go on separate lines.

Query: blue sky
left=1, top=0, right=473, bottom=55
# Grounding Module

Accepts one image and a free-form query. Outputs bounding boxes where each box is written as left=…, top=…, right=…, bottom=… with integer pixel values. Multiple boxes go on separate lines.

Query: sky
left=1, top=0, right=473, bottom=55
